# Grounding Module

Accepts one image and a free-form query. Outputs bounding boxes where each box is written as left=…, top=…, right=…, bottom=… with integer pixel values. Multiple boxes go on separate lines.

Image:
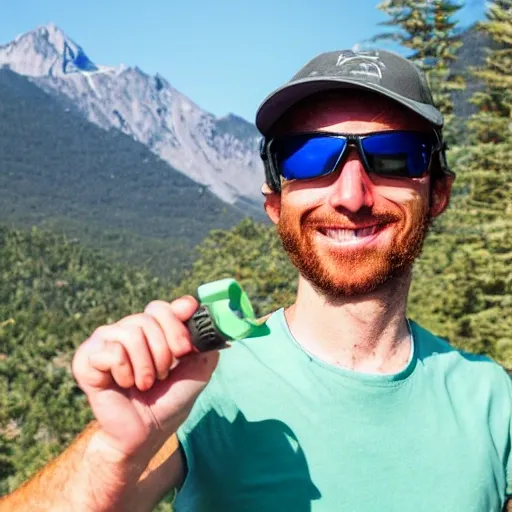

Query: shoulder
left=181, top=309, right=289, bottom=426
left=410, top=319, right=512, bottom=398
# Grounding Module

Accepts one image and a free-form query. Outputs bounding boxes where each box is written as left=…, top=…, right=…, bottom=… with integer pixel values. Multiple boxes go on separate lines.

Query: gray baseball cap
left=255, top=49, right=444, bottom=136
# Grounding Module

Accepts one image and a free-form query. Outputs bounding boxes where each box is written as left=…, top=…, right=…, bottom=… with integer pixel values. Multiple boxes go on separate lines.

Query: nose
left=327, top=148, right=375, bottom=213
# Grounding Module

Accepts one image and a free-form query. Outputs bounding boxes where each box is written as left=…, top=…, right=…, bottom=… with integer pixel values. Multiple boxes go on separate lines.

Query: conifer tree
left=373, top=0, right=465, bottom=140
left=428, top=1, right=466, bottom=118
left=440, top=0, right=512, bottom=366
left=468, top=0, right=512, bottom=144
left=464, top=0, right=512, bottom=216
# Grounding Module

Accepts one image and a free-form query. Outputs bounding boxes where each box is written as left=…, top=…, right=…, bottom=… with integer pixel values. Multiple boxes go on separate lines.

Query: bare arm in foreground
left=0, top=296, right=218, bottom=512
left=0, top=423, right=182, bottom=512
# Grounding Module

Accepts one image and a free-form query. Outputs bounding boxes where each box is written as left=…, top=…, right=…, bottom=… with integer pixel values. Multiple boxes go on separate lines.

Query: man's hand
left=72, top=295, right=219, bottom=466
left=0, top=296, right=219, bottom=512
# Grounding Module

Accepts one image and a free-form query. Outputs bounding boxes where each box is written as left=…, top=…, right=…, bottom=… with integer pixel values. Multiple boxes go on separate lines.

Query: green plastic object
left=187, top=278, right=269, bottom=352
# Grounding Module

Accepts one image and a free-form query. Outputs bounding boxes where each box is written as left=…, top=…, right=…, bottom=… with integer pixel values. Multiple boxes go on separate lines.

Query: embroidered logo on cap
left=334, top=50, right=386, bottom=84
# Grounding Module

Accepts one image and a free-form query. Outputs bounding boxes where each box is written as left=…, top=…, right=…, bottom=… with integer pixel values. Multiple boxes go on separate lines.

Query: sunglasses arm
left=259, top=137, right=282, bottom=192
left=432, top=127, right=455, bottom=179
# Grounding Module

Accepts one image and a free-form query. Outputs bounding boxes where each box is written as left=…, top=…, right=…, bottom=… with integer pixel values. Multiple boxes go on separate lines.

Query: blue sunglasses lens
left=273, top=135, right=347, bottom=180
left=361, top=132, right=433, bottom=178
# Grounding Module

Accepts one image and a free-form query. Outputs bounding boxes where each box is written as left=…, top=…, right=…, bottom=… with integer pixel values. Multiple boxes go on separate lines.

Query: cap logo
left=334, top=50, right=386, bottom=84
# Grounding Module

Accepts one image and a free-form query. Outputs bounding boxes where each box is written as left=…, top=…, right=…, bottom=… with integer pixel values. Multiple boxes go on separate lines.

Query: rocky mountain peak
left=0, top=23, right=99, bottom=77
left=0, top=24, right=264, bottom=206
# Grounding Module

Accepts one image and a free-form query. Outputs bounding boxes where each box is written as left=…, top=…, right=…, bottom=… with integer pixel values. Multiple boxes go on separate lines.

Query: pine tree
left=444, top=0, right=512, bottom=366
left=373, top=0, right=465, bottom=141
left=373, top=0, right=435, bottom=62
left=464, top=0, right=512, bottom=217
left=428, top=1, right=466, bottom=117
left=468, top=0, right=512, bottom=144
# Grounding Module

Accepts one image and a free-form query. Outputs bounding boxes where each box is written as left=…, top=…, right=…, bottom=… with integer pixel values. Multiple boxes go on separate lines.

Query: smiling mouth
left=318, top=224, right=387, bottom=243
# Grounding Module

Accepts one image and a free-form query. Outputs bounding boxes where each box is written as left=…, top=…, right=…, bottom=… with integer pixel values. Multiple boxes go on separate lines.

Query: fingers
left=167, top=295, right=199, bottom=322
left=88, top=340, right=134, bottom=388
left=122, top=314, right=172, bottom=381
left=87, top=324, right=155, bottom=391
left=73, top=296, right=201, bottom=395
left=144, top=297, right=197, bottom=359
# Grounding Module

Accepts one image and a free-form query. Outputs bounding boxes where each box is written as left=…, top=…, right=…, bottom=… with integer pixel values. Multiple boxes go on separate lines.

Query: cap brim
left=255, top=77, right=444, bottom=135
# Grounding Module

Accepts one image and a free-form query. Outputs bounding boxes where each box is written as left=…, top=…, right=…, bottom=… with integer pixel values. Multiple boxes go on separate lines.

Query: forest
left=0, top=68, right=255, bottom=281
left=0, top=1, right=511, bottom=510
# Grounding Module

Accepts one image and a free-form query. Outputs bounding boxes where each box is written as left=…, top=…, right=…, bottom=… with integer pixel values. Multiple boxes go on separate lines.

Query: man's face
left=264, top=91, right=453, bottom=299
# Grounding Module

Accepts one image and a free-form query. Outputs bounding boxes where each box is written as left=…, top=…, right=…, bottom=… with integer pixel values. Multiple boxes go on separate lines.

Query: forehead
left=270, top=89, right=432, bottom=135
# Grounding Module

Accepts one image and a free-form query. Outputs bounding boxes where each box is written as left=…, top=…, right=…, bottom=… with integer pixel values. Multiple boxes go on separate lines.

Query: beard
left=277, top=200, right=432, bottom=300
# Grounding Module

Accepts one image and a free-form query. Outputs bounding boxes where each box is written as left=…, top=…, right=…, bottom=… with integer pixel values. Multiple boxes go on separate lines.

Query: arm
left=0, top=296, right=215, bottom=512
left=0, top=421, right=185, bottom=512
left=137, top=432, right=184, bottom=507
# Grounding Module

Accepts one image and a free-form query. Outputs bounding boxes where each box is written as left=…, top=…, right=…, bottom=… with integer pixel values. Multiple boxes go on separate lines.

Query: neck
left=284, top=272, right=413, bottom=374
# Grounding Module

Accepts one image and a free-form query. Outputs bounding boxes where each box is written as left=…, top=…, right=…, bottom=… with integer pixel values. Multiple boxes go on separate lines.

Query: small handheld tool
left=186, top=278, right=269, bottom=352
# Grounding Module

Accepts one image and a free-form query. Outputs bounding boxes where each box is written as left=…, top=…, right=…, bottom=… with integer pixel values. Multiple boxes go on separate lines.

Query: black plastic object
left=186, top=306, right=230, bottom=352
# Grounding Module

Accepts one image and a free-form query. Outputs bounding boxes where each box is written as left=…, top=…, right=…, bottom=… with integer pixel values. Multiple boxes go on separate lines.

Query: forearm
left=0, top=421, right=146, bottom=512
left=0, top=421, right=183, bottom=512
left=136, top=434, right=184, bottom=509
left=0, top=421, right=97, bottom=511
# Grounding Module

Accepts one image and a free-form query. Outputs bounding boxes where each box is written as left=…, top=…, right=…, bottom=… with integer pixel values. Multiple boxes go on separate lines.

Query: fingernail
left=141, top=374, right=155, bottom=390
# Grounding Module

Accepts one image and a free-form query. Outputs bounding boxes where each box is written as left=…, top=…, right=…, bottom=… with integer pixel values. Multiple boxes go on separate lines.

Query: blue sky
left=0, top=0, right=485, bottom=123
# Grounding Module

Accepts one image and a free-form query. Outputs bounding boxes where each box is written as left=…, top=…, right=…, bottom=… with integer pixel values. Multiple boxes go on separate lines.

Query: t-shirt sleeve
left=503, top=370, right=512, bottom=497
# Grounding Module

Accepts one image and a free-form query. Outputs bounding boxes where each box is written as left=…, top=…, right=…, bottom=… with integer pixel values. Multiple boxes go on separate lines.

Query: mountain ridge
left=0, top=23, right=264, bottom=205
left=0, top=67, right=264, bottom=279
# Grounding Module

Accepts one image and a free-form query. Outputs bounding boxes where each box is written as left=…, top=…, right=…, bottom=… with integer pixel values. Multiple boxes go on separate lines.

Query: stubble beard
left=277, top=201, right=432, bottom=300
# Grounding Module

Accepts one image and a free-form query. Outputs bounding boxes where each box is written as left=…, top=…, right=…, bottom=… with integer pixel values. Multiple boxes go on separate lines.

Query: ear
left=430, top=175, right=455, bottom=218
left=261, top=183, right=281, bottom=225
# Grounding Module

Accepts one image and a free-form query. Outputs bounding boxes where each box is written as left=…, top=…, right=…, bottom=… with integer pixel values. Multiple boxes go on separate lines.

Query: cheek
left=281, top=183, right=326, bottom=213
left=371, top=178, right=430, bottom=213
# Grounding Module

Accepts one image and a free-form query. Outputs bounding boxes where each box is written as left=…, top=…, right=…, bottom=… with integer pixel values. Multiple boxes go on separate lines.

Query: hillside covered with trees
left=0, top=69, right=258, bottom=281
left=1, top=0, right=511, bottom=510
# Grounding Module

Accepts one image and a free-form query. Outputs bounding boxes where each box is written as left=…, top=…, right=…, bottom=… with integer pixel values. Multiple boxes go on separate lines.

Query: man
left=1, top=49, right=511, bottom=511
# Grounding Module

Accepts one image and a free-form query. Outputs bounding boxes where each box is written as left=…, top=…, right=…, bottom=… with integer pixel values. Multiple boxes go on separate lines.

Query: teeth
left=324, top=225, right=378, bottom=241
left=356, top=226, right=378, bottom=237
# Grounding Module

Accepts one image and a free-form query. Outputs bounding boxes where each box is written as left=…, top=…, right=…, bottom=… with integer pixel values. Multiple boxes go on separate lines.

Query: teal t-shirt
left=174, top=309, right=512, bottom=511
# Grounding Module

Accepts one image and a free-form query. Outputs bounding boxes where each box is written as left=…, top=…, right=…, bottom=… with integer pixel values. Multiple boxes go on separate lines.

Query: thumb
left=169, top=295, right=200, bottom=322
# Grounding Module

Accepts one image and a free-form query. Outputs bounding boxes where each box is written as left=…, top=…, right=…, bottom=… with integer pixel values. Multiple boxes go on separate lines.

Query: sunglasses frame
left=260, top=130, right=445, bottom=190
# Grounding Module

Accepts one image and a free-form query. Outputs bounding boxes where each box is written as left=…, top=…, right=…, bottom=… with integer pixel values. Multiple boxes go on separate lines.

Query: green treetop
left=468, top=0, right=512, bottom=144
left=373, top=0, right=465, bottom=140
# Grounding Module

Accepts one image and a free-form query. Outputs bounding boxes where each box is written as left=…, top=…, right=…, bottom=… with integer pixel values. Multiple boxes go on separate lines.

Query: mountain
left=0, top=67, right=259, bottom=280
left=0, top=23, right=264, bottom=206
